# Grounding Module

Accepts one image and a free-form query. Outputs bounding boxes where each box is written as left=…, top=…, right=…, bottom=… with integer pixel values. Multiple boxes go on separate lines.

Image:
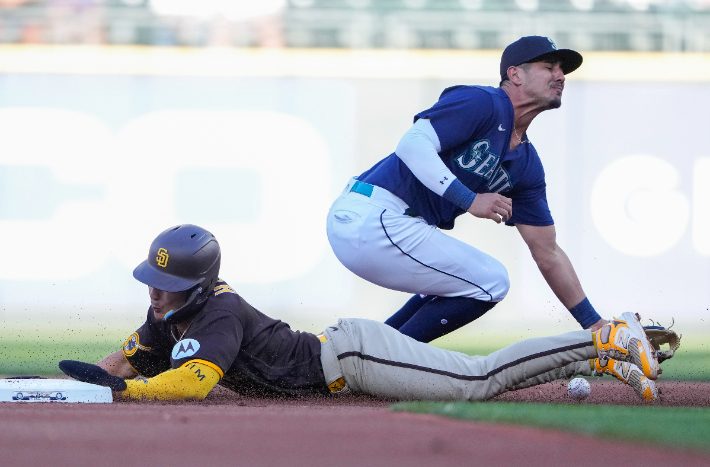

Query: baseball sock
left=384, top=294, right=436, bottom=330
left=397, top=296, right=497, bottom=343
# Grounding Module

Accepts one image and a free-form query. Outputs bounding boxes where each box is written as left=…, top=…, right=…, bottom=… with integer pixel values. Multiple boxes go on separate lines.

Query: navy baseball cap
left=500, top=36, right=583, bottom=81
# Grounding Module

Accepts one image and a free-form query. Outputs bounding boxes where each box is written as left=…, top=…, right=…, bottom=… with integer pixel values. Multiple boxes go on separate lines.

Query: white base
left=0, top=378, right=113, bottom=403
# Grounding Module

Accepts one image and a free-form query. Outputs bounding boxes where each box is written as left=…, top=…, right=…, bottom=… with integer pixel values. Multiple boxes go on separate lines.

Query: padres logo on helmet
left=156, top=248, right=169, bottom=268
left=133, top=224, right=221, bottom=324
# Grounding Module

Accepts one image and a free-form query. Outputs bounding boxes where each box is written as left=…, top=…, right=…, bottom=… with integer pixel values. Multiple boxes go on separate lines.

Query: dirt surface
left=2, top=380, right=709, bottom=467
left=492, top=379, right=710, bottom=407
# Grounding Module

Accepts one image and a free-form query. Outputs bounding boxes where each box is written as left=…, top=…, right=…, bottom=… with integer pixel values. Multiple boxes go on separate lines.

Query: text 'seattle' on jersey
left=358, top=86, right=554, bottom=229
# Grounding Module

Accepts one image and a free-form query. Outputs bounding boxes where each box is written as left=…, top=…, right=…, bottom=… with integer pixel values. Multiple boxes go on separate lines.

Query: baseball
left=567, top=378, right=591, bottom=401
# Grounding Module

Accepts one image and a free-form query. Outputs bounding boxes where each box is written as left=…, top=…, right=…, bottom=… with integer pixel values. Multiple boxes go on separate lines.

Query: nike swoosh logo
left=498, top=124, right=505, bottom=131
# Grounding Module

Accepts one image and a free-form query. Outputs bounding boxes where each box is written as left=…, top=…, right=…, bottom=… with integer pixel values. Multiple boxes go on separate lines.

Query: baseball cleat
left=593, top=312, right=659, bottom=380
left=592, top=357, right=658, bottom=403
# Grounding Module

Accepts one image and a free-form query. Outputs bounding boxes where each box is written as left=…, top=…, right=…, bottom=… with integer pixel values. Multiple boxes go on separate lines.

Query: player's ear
left=507, top=66, right=523, bottom=85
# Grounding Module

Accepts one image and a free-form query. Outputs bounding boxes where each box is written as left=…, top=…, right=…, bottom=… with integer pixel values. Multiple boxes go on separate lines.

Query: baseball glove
left=643, top=320, right=681, bottom=364
left=58, top=360, right=127, bottom=391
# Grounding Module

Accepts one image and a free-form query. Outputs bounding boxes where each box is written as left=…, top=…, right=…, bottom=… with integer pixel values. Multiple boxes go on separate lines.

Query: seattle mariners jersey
left=123, top=280, right=328, bottom=396
left=358, top=85, right=553, bottom=230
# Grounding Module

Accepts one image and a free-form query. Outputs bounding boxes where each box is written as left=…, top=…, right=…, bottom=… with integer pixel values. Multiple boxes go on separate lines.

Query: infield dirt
left=1, top=380, right=708, bottom=467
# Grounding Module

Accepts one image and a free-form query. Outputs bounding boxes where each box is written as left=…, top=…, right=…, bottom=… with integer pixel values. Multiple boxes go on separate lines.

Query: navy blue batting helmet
left=133, top=224, right=221, bottom=324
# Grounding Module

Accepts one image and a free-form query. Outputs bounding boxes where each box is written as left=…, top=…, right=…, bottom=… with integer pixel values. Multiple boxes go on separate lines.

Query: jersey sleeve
left=506, top=193, right=554, bottom=226
left=170, top=308, right=244, bottom=374
left=504, top=146, right=554, bottom=227
left=122, top=322, right=172, bottom=378
left=415, top=86, right=495, bottom=154
left=122, top=361, right=221, bottom=401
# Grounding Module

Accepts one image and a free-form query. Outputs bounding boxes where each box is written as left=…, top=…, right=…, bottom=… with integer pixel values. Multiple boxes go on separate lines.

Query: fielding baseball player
left=327, top=36, right=605, bottom=343
left=60, top=224, right=665, bottom=403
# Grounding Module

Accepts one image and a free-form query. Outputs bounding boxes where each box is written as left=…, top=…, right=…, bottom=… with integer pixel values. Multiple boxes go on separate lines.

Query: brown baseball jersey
left=122, top=280, right=329, bottom=396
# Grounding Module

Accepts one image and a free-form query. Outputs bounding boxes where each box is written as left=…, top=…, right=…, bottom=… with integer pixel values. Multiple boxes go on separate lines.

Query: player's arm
left=118, top=360, right=222, bottom=401
left=97, top=350, right=137, bottom=379
left=516, top=223, right=607, bottom=330
left=395, top=119, right=511, bottom=223
left=60, top=358, right=221, bottom=401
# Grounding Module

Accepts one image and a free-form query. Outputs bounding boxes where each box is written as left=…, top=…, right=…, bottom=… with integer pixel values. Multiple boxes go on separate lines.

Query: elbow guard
left=122, top=360, right=222, bottom=401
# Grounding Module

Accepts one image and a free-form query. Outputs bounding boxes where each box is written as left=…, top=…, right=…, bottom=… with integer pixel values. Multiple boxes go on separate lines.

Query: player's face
left=148, top=286, right=188, bottom=321
left=519, top=60, right=565, bottom=109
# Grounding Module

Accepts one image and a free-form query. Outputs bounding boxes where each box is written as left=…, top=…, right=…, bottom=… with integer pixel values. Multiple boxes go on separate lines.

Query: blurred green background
left=2, top=321, right=706, bottom=380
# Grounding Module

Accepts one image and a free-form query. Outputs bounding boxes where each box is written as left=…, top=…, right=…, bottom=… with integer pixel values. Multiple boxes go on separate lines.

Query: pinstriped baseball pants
left=319, top=318, right=596, bottom=401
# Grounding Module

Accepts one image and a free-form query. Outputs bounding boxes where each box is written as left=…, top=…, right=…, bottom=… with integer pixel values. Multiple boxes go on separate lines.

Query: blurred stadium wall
left=2, top=1, right=710, bottom=51
left=0, top=0, right=708, bottom=337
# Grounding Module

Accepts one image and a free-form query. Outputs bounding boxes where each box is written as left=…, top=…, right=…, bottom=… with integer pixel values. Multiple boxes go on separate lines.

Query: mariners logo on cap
left=172, top=338, right=200, bottom=359
left=547, top=37, right=557, bottom=50
left=156, top=248, right=169, bottom=268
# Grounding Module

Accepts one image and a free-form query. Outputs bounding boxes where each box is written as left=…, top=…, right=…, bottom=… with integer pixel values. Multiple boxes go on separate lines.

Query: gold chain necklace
left=514, top=123, right=530, bottom=144
left=171, top=318, right=195, bottom=343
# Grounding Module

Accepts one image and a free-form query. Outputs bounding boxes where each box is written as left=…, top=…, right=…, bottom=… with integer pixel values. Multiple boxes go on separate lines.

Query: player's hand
left=587, top=318, right=609, bottom=331
left=467, top=193, right=512, bottom=224
left=59, top=360, right=128, bottom=391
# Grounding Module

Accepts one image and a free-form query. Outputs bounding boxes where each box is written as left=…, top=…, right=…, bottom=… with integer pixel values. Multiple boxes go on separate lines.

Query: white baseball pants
left=319, top=318, right=597, bottom=401
left=326, top=178, right=509, bottom=302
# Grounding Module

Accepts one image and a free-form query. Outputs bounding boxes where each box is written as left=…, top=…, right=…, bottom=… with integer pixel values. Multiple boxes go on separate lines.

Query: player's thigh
left=327, top=198, right=414, bottom=282
left=335, top=318, right=489, bottom=400
left=336, top=320, right=595, bottom=401
left=381, top=212, right=509, bottom=299
left=328, top=199, right=508, bottom=300
left=329, top=207, right=431, bottom=289
left=326, top=193, right=379, bottom=252
left=342, top=210, right=508, bottom=300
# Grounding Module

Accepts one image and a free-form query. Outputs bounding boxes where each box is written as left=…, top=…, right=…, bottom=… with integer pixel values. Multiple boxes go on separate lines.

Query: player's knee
left=488, top=264, right=510, bottom=302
